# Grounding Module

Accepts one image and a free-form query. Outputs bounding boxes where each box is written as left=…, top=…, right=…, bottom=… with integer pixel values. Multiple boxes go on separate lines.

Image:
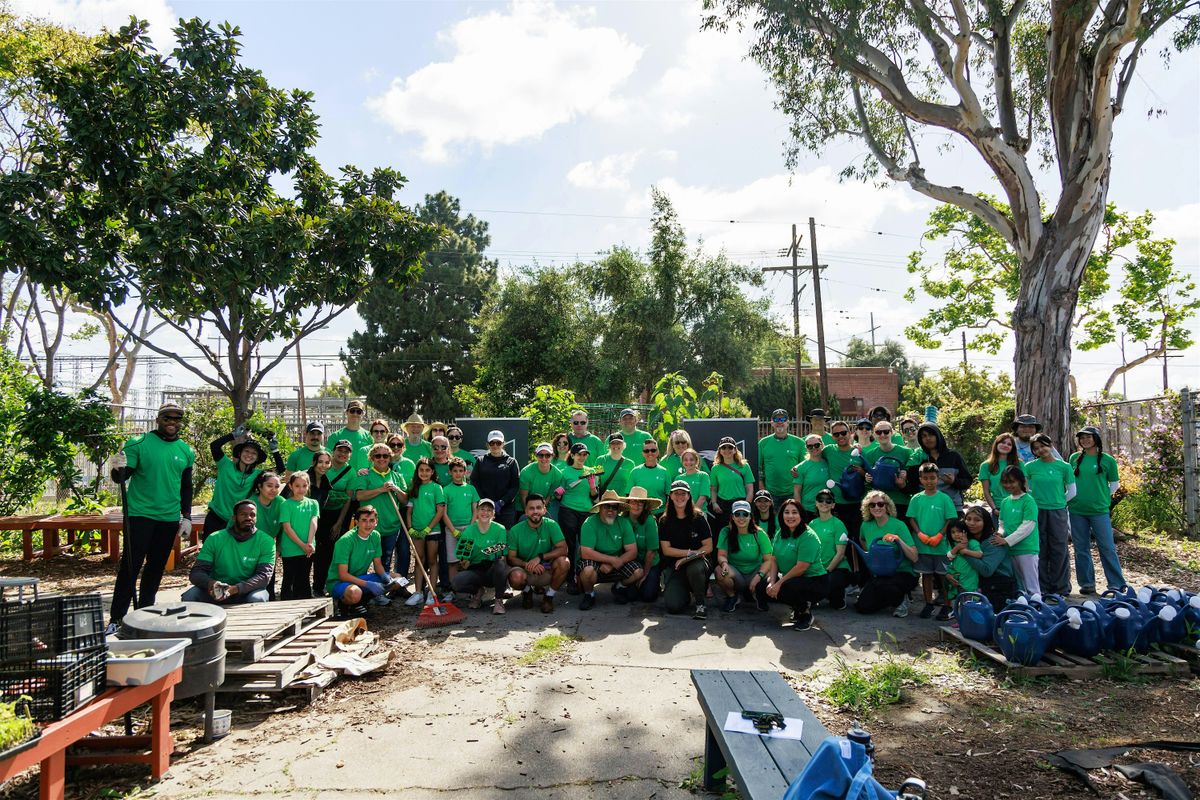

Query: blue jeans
left=1070, top=512, right=1125, bottom=590
left=381, top=531, right=410, bottom=578
left=182, top=585, right=269, bottom=604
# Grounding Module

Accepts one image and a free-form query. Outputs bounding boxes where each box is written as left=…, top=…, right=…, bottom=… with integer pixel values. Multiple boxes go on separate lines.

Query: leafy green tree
left=343, top=191, right=496, bottom=420
left=705, top=0, right=1199, bottom=445
left=840, top=336, right=926, bottom=396
left=0, top=18, right=441, bottom=423
left=901, top=364, right=1015, bottom=465
left=180, top=395, right=296, bottom=500
left=520, top=385, right=579, bottom=452
left=737, top=368, right=822, bottom=419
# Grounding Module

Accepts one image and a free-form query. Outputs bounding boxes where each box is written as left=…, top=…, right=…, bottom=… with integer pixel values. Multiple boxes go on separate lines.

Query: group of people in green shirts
left=105, top=401, right=1126, bottom=635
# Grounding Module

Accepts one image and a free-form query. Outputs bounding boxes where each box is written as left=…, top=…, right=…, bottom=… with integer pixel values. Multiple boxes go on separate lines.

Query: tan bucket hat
left=589, top=489, right=629, bottom=514
left=403, top=412, right=428, bottom=433
left=621, top=485, right=662, bottom=511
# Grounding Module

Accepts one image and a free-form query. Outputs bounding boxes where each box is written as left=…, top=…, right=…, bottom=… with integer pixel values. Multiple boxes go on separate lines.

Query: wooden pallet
left=1161, top=641, right=1200, bottom=674
left=219, top=617, right=343, bottom=694
left=221, top=599, right=334, bottom=662
left=938, top=625, right=1191, bottom=678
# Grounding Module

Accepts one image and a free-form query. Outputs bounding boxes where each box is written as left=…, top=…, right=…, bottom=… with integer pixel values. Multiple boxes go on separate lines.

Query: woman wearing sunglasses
left=809, top=489, right=851, bottom=609
left=766, top=499, right=828, bottom=630
left=792, top=434, right=830, bottom=525
left=445, top=426, right=476, bottom=477
left=853, top=490, right=919, bottom=617
left=660, top=429, right=708, bottom=478
left=353, top=443, right=410, bottom=588
left=709, top=436, right=754, bottom=536
left=714, top=500, right=773, bottom=614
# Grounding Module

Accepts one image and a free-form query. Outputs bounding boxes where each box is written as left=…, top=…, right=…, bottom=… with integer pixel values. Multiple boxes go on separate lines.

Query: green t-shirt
left=558, top=465, right=595, bottom=512
left=629, top=514, right=660, bottom=563
left=443, top=481, right=480, bottom=529
left=409, top=481, right=445, bottom=533
left=455, top=520, right=508, bottom=565
left=325, top=461, right=356, bottom=510
left=907, top=491, right=958, bottom=554
left=629, top=464, right=671, bottom=506
left=792, top=458, right=831, bottom=511
left=863, top=434, right=906, bottom=456
left=711, top=461, right=754, bottom=502
left=568, top=433, right=605, bottom=467
left=999, top=492, right=1040, bottom=556
left=946, top=540, right=981, bottom=597
left=519, top=462, right=564, bottom=506
left=678, top=470, right=711, bottom=504
left=124, top=432, right=195, bottom=522
left=821, top=445, right=859, bottom=505
left=433, top=460, right=453, bottom=487
left=507, top=517, right=566, bottom=562
left=596, top=454, right=634, bottom=496
left=758, top=434, right=805, bottom=496
left=579, top=514, right=635, bottom=557
left=772, top=529, right=826, bottom=577
left=278, top=497, right=319, bottom=558
left=452, top=449, right=477, bottom=473
left=391, top=457, right=416, bottom=491
left=405, top=439, right=433, bottom=462
left=862, top=445, right=913, bottom=508
left=619, top=429, right=654, bottom=467
left=253, top=496, right=282, bottom=540
left=329, top=427, right=373, bottom=455
left=286, top=446, right=320, bottom=474
left=353, top=469, right=404, bottom=534
left=197, top=527, right=275, bottom=585
left=326, top=530, right=382, bottom=591
left=1023, top=458, right=1075, bottom=510
left=209, top=454, right=260, bottom=521
left=978, top=460, right=1007, bottom=503
left=660, top=452, right=709, bottom=478
left=716, top=526, right=773, bottom=575
left=860, top=516, right=916, bottom=575
left=1068, top=452, right=1119, bottom=515
left=809, top=515, right=850, bottom=571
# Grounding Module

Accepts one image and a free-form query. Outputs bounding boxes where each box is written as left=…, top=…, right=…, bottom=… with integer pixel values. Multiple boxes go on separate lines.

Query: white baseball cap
left=487, top=430, right=504, bottom=443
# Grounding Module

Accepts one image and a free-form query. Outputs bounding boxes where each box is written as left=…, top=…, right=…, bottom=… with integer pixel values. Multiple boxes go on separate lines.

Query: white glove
left=178, top=518, right=193, bottom=538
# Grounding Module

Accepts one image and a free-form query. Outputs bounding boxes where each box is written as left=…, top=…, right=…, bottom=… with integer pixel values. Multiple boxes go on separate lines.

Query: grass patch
left=517, top=633, right=579, bottom=665
left=823, top=653, right=929, bottom=715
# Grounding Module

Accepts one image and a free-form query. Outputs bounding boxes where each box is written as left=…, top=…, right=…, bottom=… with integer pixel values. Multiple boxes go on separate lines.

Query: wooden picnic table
left=0, top=667, right=182, bottom=800
left=1, top=512, right=205, bottom=565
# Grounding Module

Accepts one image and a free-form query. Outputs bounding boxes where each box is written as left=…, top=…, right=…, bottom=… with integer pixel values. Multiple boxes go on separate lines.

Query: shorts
left=578, top=558, right=641, bottom=581
left=517, top=562, right=559, bottom=588
left=915, top=553, right=948, bottom=575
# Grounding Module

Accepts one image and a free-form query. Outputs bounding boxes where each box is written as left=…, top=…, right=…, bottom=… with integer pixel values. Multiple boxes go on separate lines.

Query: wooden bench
left=691, top=669, right=831, bottom=799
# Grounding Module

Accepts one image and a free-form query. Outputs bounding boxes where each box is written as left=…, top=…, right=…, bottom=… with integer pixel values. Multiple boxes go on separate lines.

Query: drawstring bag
left=783, top=737, right=894, bottom=800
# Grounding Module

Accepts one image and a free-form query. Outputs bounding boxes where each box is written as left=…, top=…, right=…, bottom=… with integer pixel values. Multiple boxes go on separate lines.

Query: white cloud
left=366, top=1, right=643, bottom=162
left=13, top=0, right=177, bottom=44
left=567, top=151, right=642, bottom=190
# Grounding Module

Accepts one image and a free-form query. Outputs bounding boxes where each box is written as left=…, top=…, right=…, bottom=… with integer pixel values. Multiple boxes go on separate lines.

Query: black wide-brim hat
left=1011, top=414, right=1042, bottom=432
left=232, top=438, right=268, bottom=467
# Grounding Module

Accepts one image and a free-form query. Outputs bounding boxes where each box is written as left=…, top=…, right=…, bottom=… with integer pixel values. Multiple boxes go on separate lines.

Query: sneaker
left=348, top=604, right=369, bottom=618
left=444, top=591, right=456, bottom=603
left=722, top=595, right=740, bottom=613
left=404, top=591, right=424, bottom=607
left=540, top=595, right=554, bottom=614
left=794, top=610, right=814, bottom=631
left=579, top=593, right=596, bottom=611
left=522, top=590, right=534, bottom=609
left=693, top=603, right=707, bottom=620
left=612, top=585, right=631, bottom=605
left=1080, top=586, right=1096, bottom=595
left=844, top=585, right=862, bottom=599
left=105, top=622, right=119, bottom=637
left=369, top=595, right=391, bottom=606
left=492, top=600, right=506, bottom=615
left=468, top=591, right=483, bottom=610
left=423, top=592, right=436, bottom=606
left=919, top=603, right=937, bottom=619
left=936, top=605, right=953, bottom=622
left=893, top=599, right=910, bottom=618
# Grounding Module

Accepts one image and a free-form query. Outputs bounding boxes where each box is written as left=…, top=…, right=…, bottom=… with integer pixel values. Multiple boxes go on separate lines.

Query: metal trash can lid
left=121, top=602, right=226, bottom=639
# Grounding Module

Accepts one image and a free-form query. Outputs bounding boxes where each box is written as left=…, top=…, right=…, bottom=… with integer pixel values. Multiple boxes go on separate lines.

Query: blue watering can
left=1147, top=591, right=1188, bottom=644
left=1081, top=599, right=1119, bottom=650
left=1056, top=606, right=1104, bottom=658
left=993, top=607, right=1069, bottom=666
left=953, top=592, right=994, bottom=643
left=1183, top=593, right=1200, bottom=635
left=1109, top=602, right=1158, bottom=654
left=1005, top=595, right=1061, bottom=632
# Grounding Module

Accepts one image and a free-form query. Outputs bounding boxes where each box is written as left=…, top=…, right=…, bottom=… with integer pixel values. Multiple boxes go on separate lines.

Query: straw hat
left=589, top=490, right=629, bottom=514
left=621, top=485, right=662, bottom=511
left=403, top=412, right=428, bottom=433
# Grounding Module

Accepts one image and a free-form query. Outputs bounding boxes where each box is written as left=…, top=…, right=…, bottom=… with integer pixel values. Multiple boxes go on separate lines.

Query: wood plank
left=723, top=670, right=822, bottom=787
left=692, top=670, right=790, bottom=800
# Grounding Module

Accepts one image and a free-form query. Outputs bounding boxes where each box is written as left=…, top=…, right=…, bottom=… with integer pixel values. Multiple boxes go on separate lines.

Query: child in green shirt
left=407, top=458, right=448, bottom=605
left=998, top=465, right=1040, bottom=593
left=944, top=518, right=981, bottom=605
left=907, top=462, right=959, bottom=621
left=279, top=471, right=319, bottom=600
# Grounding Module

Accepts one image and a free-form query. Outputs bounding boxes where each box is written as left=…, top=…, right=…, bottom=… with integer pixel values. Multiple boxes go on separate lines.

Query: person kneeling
left=715, top=500, right=773, bottom=613
left=450, top=499, right=512, bottom=614
left=506, top=494, right=571, bottom=614
left=327, top=505, right=404, bottom=616
left=184, top=499, right=274, bottom=605
left=766, top=499, right=829, bottom=630
left=577, top=491, right=642, bottom=611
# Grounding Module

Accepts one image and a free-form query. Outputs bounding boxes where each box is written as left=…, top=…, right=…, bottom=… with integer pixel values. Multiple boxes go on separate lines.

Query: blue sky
left=18, top=0, right=1200, bottom=404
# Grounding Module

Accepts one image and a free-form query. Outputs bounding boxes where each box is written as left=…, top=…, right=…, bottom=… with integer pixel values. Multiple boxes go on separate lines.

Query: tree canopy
left=840, top=336, right=926, bottom=393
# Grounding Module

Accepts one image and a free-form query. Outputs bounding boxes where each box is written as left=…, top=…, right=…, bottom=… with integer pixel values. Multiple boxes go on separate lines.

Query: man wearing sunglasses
left=616, top=408, right=654, bottom=467
left=567, top=409, right=603, bottom=468
left=329, top=400, right=373, bottom=456
left=628, top=440, right=670, bottom=507
left=108, top=402, right=196, bottom=632
left=519, top=443, right=565, bottom=517
left=758, top=408, right=805, bottom=509
left=820, top=420, right=869, bottom=586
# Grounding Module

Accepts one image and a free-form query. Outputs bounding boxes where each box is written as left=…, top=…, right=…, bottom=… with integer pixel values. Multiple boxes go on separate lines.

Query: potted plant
left=0, top=697, right=39, bottom=762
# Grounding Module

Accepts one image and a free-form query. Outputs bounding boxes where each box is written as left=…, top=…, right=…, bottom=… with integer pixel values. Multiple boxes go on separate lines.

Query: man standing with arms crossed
left=108, top=402, right=196, bottom=633
left=759, top=409, right=805, bottom=509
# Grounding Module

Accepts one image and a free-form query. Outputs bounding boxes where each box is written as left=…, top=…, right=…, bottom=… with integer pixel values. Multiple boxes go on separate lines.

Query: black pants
left=638, top=562, right=663, bottom=603
left=775, top=573, right=830, bottom=612
left=980, top=574, right=1019, bottom=610
left=202, top=510, right=227, bottom=540
left=110, top=516, right=178, bottom=622
left=825, top=569, right=851, bottom=607
left=312, top=506, right=345, bottom=596
left=855, top=572, right=918, bottom=614
left=709, top=507, right=730, bottom=539
left=451, top=560, right=510, bottom=596
left=834, top=503, right=866, bottom=585
left=280, top=555, right=312, bottom=600
left=494, top=503, right=517, bottom=530
left=662, top=558, right=710, bottom=613
left=558, top=506, right=588, bottom=566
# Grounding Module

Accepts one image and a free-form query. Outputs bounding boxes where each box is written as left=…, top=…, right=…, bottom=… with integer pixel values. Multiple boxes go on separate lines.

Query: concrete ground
left=148, top=588, right=937, bottom=799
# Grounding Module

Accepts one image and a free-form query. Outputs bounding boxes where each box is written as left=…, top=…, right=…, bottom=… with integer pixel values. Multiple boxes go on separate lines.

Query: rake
left=389, top=492, right=464, bottom=627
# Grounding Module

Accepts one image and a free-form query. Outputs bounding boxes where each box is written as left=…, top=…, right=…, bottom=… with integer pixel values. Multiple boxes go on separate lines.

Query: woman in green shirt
left=205, top=430, right=283, bottom=537
left=450, top=499, right=511, bottom=614
left=766, top=499, right=828, bottom=630
left=557, top=443, right=596, bottom=569
left=710, top=436, right=754, bottom=537
left=252, top=470, right=283, bottom=599
left=445, top=426, right=476, bottom=477
left=853, top=490, right=919, bottom=616
left=808, top=489, right=851, bottom=609
left=624, top=486, right=663, bottom=603
left=551, top=433, right=572, bottom=470
left=678, top=449, right=711, bottom=514
left=660, top=429, right=708, bottom=478
left=792, top=435, right=830, bottom=524
left=714, top=500, right=773, bottom=613
left=752, top=490, right=777, bottom=540
left=1024, top=433, right=1075, bottom=595
left=1068, top=426, right=1125, bottom=594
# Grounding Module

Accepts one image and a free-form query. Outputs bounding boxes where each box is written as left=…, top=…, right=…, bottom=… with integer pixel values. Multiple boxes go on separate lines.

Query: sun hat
left=1011, top=414, right=1042, bottom=432
left=1075, top=425, right=1102, bottom=438
left=589, top=490, right=629, bottom=514
left=622, top=485, right=663, bottom=510
left=403, top=412, right=428, bottom=432
left=231, top=438, right=267, bottom=466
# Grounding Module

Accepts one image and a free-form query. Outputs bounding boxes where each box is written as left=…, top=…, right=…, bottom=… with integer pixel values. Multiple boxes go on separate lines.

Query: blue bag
left=783, top=737, right=894, bottom=800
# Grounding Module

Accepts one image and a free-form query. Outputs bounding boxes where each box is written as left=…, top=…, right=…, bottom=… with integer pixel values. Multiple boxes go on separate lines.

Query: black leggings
left=280, top=555, right=312, bottom=600
left=834, top=503, right=866, bottom=585
left=855, top=572, right=918, bottom=614
left=774, top=573, right=829, bottom=612
left=202, top=510, right=227, bottom=540
left=825, top=569, right=851, bottom=607
left=558, top=506, right=588, bottom=566
left=110, top=516, right=178, bottom=622
left=451, top=560, right=510, bottom=596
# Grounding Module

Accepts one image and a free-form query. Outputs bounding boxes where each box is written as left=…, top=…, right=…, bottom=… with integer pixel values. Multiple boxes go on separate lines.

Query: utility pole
left=868, top=312, right=880, bottom=351
left=762, top=228, right=807, bottom=421
left=949, top=331, right=969, bottom=367
left=808, top=217, right=830, bottom=409
left=296, top=342, right=307, bottom=426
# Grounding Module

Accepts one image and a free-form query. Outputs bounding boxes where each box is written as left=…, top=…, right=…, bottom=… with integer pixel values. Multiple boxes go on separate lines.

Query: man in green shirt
left=628, top=440, right=670, bottom=506
left=577, top=491, right=642, bottom=610
left=568, top=409, right=604, bottom=467
left=519, top=443, right=564, bottom=513
left=617, top=408, right=653, bottom=466
left=402, top=412, right=433, bottom=461
left=328, top=400, right=373, bottom=456
left=108, top=402, right=196, bottom=631
left=506, top=494, right=571, bottom=613
left=758, top=409, right=805, bottom=507
left=596, top=433, right=634, bottom=496
left=327, top=505, right=404, bottom=613
left=183, top=499, right=273, bottom=604
left=286, top=421, right=326, bottom=474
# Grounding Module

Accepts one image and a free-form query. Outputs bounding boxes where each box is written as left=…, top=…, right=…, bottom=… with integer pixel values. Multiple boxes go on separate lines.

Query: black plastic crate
left=0, top=644, right=106, bottom=721
left=54, top=594, right=104, bottom=653
left=0, top=593, right=104, bottom=664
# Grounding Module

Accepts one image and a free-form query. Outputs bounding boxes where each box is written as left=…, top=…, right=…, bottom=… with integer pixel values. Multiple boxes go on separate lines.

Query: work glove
left=232, top=425, right=248, bottom=439
left=178, top=517, right=193, bottom=539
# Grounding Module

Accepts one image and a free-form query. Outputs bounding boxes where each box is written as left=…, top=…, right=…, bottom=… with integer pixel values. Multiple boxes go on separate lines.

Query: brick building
left=751, top=366, right=899, bottom=418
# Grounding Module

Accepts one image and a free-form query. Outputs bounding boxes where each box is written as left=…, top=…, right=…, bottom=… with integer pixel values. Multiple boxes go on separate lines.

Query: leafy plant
left=646, top=372, right=740, bottom=446
left=0, top=697, right=36, bottom=751
left=520, top=385, right=578, bottom=454
left=1099, top=648, right=1144, bottom=683
left=823, top=653, right=928, bottom=715
left=180, top=396, right=296, bottom=500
